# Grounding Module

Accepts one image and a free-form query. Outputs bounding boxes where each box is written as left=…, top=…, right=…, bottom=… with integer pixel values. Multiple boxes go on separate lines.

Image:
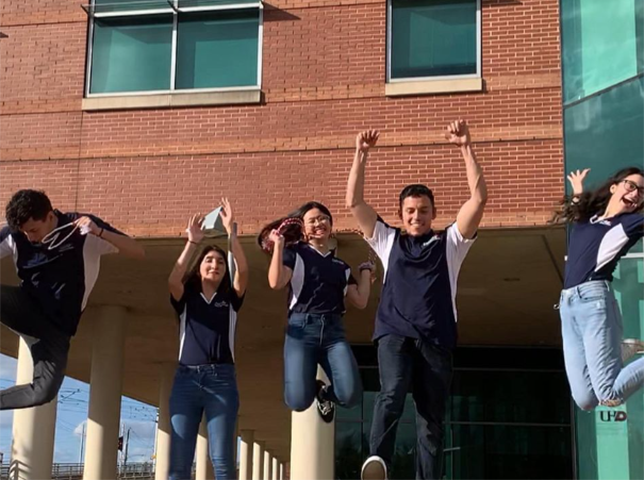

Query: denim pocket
left=287, top=313, right=308, bottom=329
left=577, top=283, right=609, bottom=303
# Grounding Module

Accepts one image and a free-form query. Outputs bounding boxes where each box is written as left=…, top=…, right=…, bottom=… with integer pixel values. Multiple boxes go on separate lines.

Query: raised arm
left=267, top=231, right=293, bottom=290
left=74, top=216, right=145, bottom=259
left=220, top=198, right=249, bottom=297
left=346, top=130, right=380, bottom=238
left=345, top=261, right=375, bottom=309
left=168, top=214, right=203, bottom=301
left=446, top=120, right=488, bottom=239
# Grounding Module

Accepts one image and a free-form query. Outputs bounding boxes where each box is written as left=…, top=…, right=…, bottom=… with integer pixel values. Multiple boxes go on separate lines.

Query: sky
left=0, top=354, right=158, bottom=465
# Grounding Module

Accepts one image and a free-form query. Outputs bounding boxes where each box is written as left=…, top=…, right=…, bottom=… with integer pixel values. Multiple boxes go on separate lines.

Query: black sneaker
left=315, top=380, right=335, bottom=423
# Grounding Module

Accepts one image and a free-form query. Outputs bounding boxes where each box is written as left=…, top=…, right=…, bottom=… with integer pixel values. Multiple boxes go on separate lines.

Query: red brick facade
left=0, top=0, right=563, bottom=237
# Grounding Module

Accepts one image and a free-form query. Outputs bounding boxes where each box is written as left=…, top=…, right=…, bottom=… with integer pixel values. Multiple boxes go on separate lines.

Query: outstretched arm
left=168, top=214, right=203, bottom=300
left=74, top=216, right=145, bottom=259
left=220, top=198, right=249, bottom=297
left=346, top=130, right=380, bottom=238
left=445, top=120, right=487, bottom=239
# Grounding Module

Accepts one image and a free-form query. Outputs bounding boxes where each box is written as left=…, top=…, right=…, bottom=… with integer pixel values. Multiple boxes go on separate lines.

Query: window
left=387, top=0, right=480, bottom=83
left=84, top=0, right=262, bottom=96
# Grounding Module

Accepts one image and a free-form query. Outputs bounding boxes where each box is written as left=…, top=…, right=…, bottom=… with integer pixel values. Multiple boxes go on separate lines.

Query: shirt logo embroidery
left=421, top=236, right=440, bottom=248
left=214, top=301, right=229, bottom=308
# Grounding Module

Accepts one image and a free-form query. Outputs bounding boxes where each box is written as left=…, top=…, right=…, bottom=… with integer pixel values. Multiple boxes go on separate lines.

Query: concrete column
left=239, top=430, right=254, bottom=480
left=263, top=451, right=272, bottom=480
left=83, top=306, right=127, bottom=480
left=251, top=440, right=264, bottom=480
left=196, top=415, right=215, bottom=480
left=272, top=457, right=279, bottom=480
left=289, top=367, right=335, bottom=480
left=154, top=363, right=175, bottom=480
left=279, top=463, right=285, bottom=480
left=9, top=337, right=57, bottom=480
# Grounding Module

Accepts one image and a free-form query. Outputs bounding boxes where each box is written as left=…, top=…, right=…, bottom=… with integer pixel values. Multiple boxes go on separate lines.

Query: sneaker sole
left=362, top=461, right=386, bottom=480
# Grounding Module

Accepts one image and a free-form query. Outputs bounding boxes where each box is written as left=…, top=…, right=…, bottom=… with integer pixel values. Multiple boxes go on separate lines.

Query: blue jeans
left=560, top=280, right=644, bottom=409
left=369, top=334, right=452, bottom=480
left=169, top=364, right=239, bottom=480
left=284, top=313, right=362, bottom=411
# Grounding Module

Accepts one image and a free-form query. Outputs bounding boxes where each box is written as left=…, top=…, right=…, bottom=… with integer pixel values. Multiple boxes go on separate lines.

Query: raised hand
left=186, top=213, right=205, bottom=244
left=219, top=197, right=234, bottom=235
left=567, top=169, right=590, bottom=196
left=356, top=130, right=380, bottom=153
left=445, top=120, right=471, bottom=147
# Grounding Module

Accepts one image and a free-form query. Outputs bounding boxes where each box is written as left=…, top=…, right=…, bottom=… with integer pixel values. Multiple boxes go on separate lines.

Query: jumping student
left=0, top=189, right=144, bottom=410
left=260, top=201, right=374, bottom=422
left=555, top=167, right=644, bottom=411
left=346, top=121, right=487, bottom=480
left=167, top=199, right=249, bottom=480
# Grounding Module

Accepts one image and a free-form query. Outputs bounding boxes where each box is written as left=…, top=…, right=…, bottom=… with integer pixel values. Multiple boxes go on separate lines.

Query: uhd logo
left=599, top=410, right=627, bottom=422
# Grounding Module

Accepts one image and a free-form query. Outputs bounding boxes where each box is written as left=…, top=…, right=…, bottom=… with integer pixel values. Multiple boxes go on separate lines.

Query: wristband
left=189, top=240, right=199, bottom=245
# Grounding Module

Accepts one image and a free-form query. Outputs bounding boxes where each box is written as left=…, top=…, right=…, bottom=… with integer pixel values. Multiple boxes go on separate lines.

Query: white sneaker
left=621, top=339, right=644, bottom=363
left=361, top=455, right=388, bottom=480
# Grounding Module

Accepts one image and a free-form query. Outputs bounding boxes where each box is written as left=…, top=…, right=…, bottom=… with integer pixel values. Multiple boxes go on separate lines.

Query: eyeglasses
left=622, top=179, right=644, bottom=195
left=305, top=215, right=331, bottom=226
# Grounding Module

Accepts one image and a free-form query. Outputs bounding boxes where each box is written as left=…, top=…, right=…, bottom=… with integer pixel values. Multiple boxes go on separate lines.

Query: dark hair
left=184, top=245, right=231, bottom=295
left=5, top=189, right=53, bottom=231
left=552, top=166, right=644, bottom=224
left=399, top=184, right=435, bottom=211
left=257, top=201, right=333, bottom=253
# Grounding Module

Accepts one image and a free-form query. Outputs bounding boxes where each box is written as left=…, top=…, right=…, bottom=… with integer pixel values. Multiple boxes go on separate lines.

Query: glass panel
left=178, top=0, right=259, bottom=7
left=92, top=0, right=172, bottom=13
left=336, top=421, right=363, bottom=480
left=451, top=370, right=571, bottom=424
left=90, top=15, right=172, bottom=93
left=447, top=424, right=573, bottom=479
left=390, top=0, right=477, bottom=79
left=561, top=0, right=643, bottom=103
left=176, top=10, right=259, bottom=89
left=574, top=258, right=644, bottom=479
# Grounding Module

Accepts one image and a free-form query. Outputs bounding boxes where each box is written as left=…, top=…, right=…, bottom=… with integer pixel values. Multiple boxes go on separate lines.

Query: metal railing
left=0, top=462, right=155, bottom=480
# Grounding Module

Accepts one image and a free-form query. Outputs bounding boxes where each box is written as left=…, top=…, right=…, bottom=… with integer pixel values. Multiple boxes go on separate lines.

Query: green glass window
left=87, top=1, right=261, bottom=95
left=561, top=0, right=644, bottom=103
left=389, top=0, right=478, bottom=80
left=176, top=10, right=259, bottom=89
left=90, top=16, right=173, bottom=94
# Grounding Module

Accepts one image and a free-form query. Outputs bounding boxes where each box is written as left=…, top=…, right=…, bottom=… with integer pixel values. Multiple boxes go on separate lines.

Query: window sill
left=82, top=89, right=262, bottom=111
left=385, top=77, right=483, bottom=97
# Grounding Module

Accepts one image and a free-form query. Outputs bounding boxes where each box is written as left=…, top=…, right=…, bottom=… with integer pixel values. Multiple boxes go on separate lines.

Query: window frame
left=84, top=0, right=264, bottom=98
left=386, top=0, right=482, bottom=84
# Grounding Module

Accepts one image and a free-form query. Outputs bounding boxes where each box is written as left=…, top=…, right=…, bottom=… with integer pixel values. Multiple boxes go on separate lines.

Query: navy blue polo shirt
left=282, top=242, right=356, bottom=315
left=0, top=210, right=122, bottom=336
left=170, top=285, right=244, bottom=366
left=564, top=213, right=644, bottom=289
left=366, top=218, right=475, bottom=349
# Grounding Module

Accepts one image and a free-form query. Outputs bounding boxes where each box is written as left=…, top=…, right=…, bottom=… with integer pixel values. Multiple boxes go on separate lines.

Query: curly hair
left=552, top=166, right=644, bottom=224
left=5, top=190, right=53, bottom=231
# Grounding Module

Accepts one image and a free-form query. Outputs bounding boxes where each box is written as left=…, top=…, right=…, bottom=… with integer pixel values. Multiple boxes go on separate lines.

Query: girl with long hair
left=167, top=199, right=248, bottom=479
left=557, top=167, right=644, bottom=410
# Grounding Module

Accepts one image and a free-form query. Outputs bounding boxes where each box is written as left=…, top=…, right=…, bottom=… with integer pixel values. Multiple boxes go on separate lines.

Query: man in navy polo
left=346, top=121, right=487, bottom=480
left=0, top=189, right=145, bottom=410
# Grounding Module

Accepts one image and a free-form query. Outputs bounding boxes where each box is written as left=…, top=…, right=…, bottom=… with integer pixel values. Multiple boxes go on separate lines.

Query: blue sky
left=0, top=354, right=157, bottom=464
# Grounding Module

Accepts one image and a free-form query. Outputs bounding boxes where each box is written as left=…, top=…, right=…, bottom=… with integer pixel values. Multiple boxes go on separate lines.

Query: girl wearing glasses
left=556, top=167, right=644, bottom=410
left=259, top=202, right=374, bottom=421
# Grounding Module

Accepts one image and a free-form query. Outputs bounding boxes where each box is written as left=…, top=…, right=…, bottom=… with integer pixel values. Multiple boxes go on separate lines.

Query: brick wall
left=0, top=0, right=563, bottom=237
